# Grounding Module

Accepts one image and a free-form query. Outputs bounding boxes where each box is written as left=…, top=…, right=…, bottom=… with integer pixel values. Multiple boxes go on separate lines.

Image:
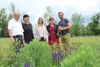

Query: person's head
left=13, top=11, right=20, bottom=21
left=23, top=14, right=30, bottom=24
left=58, top=12, right=64, bottom=19
left=38, top=17, right=44, bottom=25
left=49, top=17, right=54, bottom=24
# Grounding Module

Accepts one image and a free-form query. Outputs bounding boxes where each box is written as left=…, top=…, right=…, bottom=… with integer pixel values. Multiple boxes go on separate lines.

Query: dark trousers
left=13, top=35, right=24, bottom=53
left=13, top=35, right=24, bottom=46
left=39, top=37, right=46, bottom=41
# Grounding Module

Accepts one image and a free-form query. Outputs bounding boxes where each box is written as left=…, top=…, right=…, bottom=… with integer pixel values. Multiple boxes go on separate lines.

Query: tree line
left=71, top=12, right=100, bottom=36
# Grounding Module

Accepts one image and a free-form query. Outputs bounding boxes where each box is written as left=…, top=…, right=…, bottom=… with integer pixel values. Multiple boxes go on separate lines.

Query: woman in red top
left=47, top=17, right=60, bottom=48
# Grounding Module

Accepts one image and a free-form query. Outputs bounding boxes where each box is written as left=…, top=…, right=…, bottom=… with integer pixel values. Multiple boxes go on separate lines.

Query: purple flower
left=24, top=61, right=30, bottom=67
left=58, top=49, right=63, bottom=60
left=16, top=64, right=19, bottom=67
left=52, top=53, right=57, bottom=61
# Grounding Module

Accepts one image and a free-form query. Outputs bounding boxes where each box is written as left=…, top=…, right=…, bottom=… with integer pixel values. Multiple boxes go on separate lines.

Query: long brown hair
left=38, top=17, right=44, bottom=25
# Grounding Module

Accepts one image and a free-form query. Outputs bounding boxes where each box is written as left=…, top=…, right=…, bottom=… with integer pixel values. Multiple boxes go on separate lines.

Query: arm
left=31, top=30, right=34, bottom=39
left=8, top=29, right=14, bottom=42
left=21, top=23, right=25, bottom=43
left=58, top=25, right=63, bottom=31
left=8, top=21, right=14, bottom=42
left=46, top=25, right=50, bottom=36
left=63, top=22, right=72, bottom=30
left=22, top=35, right=24, bottom=42
left=44, top=26, right=49, bottom=42
left=46, top=31, right=49, bottom=42
left=30, top=24, right=34, bottom=39
left=58, top=22, right=72, bottom=31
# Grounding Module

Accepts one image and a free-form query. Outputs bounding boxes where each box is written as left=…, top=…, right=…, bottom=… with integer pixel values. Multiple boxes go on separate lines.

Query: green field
left=0, top=36, right=100, bottom=67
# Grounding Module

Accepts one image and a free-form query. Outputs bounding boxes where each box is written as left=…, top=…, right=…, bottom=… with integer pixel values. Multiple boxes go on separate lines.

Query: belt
left=13, top=35, right=22, bottom=38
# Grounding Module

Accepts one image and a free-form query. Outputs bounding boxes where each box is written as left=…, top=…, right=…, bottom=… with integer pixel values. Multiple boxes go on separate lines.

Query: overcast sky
left=0, top=0, right=100, bottom=26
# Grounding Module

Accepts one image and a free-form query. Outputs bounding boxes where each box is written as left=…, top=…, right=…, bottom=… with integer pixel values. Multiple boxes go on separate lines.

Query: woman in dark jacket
left=47, top=17, right=60, bottom=48
left=22, top=14, right=34, bottom=44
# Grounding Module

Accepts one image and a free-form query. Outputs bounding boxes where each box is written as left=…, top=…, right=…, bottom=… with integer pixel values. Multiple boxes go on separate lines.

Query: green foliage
left=71, top=13, right=84, bottom=25
left=85, top=24, right=94, bottom=36
left=18, top=40, right=52, bottom=67
left=0, top=36, right=100, bottom=67
left=0, top=8, right=12, bottom=37
left=88, top=12, right=100, bottom=35
left=60, top=43, right=94, bottom=67
left=71, top=12, right=100, bottom=36
left=0, top=40, right=52, bottom=67
left=43, top=6, right=54, bottom=25
left=71, top=13, right=84, bottom=36
left=71, top=25, right=83, bottom=36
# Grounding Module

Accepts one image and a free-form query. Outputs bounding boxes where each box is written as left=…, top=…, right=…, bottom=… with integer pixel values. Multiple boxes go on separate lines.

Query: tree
left=0, top=8, right=13, bottom=37
left=71, top=13, right=84, bottom=36
left=43, top=6, right=53, bottom=25
left=89, top=12, right=100, bottom=35
left=0, top=8, right=8, bottom=37
left=9, top=2, right=16, bottom=14
left=85, top=23, right=94, bottom=36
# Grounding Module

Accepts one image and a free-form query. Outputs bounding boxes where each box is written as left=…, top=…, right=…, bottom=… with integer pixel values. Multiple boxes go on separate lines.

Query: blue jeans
left=13, top=35, right=24, bottom=47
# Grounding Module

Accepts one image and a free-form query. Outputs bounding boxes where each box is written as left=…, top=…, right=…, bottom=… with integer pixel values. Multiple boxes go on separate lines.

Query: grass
left=70, top=36, right=100, bottom=67
left=0, top=36, right=100, bottom=67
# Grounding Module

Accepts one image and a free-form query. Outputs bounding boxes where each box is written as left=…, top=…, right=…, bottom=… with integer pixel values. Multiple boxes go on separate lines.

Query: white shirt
left=34, top=25, right=48, bottom=41
left=8, top=18, right=24, bottom=36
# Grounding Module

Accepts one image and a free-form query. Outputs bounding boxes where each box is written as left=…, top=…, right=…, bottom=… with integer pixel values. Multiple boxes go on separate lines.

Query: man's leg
left=13, top=36, right=20, bottom=53
left=18, top=36, right=24, bottom=48
left=61, top=35, right=66, bottom=57
left=64, top=33, right=70, bottom=51
left=13, top=36, right=17, bottom=46
left=61, top=33, right=71, bottom=56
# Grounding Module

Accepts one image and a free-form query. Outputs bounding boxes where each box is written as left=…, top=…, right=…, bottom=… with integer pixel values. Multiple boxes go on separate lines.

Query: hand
left=60, top=28, right=64, bottom=30
left=11, top=38, right=14, bottom=43
left=63, top=27, right=67, bottom=30
left=46, top=39, right=48, bottom=42
left=59, top=26, right=64, bottom=31
left=23, top=40, right=25, bottom=44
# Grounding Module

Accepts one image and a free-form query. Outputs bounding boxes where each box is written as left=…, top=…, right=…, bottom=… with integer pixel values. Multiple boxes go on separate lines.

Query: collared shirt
left=8, top=18, right=24, bottom=36
left=59, top=18, right=70, bottom=35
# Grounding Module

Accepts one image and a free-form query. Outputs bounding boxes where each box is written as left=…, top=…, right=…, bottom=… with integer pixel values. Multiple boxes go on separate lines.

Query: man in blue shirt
left=58, top=12, right=72, bottom=56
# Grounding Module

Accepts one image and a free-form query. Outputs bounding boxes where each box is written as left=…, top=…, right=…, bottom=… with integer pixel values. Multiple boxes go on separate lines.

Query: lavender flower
left=24, top=61, right=30, bottom=67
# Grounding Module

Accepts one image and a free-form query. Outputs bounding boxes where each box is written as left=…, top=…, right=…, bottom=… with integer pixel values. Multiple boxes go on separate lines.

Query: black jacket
left=46, top=24, right=59, bottom=40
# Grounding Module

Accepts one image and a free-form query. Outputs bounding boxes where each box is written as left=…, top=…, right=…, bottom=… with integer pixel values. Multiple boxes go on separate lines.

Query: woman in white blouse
left=34, top=17, right=48, bottom=41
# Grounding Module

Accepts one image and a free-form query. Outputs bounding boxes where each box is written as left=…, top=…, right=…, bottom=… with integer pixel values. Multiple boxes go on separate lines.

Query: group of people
left=8, top=11, right=72, bottom=53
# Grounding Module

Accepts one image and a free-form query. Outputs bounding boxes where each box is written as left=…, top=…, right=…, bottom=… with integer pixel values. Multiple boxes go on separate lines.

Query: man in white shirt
left=8, top=11, right=24, bottom=47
